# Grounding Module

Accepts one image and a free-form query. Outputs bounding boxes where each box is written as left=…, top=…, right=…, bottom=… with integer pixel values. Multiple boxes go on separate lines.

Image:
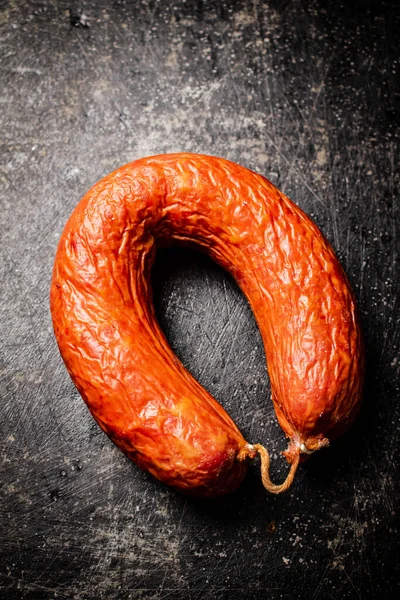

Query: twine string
left=238, top=442, right=300, bottom=495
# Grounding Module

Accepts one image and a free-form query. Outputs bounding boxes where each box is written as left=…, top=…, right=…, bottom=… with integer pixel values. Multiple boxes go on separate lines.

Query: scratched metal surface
left=1, top=0, right=399, bottom=598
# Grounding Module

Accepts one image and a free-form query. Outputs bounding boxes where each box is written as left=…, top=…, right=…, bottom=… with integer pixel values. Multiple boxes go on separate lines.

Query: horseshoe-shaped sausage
left=50, top=153, right=364, bottom=497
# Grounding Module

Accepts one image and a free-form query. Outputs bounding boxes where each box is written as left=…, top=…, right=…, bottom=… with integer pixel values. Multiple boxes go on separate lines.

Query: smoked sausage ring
left=50, top=153, right=364, bottom=497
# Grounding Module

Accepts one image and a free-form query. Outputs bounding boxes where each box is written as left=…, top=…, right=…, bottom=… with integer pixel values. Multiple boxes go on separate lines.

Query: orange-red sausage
left=50, top=153, right=364, bottom=496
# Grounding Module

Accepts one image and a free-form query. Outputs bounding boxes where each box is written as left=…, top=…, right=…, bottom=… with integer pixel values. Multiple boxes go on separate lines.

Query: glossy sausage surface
left=50, top=153, right=364, bottom=496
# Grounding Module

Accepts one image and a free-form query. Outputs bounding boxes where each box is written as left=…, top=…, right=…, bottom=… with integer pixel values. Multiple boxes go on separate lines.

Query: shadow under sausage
left=302, top=329, right=382, bottom=486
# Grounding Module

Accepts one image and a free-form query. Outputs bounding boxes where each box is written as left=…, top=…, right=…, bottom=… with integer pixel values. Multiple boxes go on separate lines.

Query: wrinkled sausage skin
left=50, top=153, right=364, bottom=496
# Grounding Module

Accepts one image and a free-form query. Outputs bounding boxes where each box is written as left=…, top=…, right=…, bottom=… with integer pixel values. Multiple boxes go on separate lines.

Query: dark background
left=1, top=1, right=399, bottom=598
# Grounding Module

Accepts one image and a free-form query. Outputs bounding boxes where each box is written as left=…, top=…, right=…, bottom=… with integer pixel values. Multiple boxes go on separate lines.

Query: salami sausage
left=50, top=154, right=364, bottom=496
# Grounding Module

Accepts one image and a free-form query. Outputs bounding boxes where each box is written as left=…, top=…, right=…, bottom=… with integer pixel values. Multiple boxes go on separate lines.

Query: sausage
left=50, top=153, right=364, bottom=497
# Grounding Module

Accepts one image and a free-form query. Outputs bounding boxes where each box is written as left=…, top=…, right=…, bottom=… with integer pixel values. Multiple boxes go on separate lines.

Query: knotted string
left=238, top=443, right=300, bottom=494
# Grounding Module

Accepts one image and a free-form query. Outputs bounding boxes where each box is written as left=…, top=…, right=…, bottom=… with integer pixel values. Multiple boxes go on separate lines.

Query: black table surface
left=1, top=1, right=399, bottom=599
